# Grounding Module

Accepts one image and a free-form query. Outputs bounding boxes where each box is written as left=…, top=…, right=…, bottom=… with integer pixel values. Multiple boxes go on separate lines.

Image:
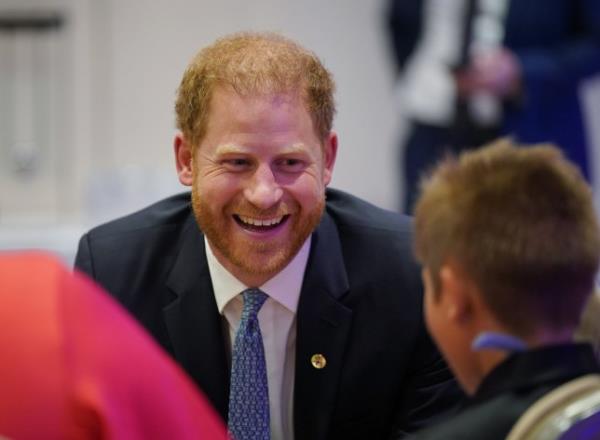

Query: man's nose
left=243, top=165, right=283, bottom=209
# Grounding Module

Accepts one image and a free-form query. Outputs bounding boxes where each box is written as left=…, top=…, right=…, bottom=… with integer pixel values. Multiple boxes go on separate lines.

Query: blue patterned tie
left=228, top=288, right=270, bottom=440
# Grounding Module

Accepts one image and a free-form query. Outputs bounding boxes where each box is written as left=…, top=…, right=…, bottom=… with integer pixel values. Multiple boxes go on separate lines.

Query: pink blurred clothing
left=0, top=252, right=227, bottom=440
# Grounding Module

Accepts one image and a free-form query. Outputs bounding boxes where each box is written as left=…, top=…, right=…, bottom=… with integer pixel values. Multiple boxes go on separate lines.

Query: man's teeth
left=238, top=215, right=284, bottom=227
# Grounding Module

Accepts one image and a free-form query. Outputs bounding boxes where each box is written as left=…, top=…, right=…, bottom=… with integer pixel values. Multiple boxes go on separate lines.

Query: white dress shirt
left=399, top=0, right=508, bottom=125
left=205, top=237, right=311, bottom=440
left=400, top=0, right=467, bottom=124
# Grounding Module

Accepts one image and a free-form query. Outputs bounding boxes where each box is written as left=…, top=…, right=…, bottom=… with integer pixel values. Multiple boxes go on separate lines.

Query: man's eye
left=278, top=158, right=305, bottom=171
left=224, top=159, right=250, bottom=169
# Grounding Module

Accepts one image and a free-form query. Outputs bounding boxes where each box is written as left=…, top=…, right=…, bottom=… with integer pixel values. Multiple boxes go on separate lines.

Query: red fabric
left=0, top=252, right=227, bottom=440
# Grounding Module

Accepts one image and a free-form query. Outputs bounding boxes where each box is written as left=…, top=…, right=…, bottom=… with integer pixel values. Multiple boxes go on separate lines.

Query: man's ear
left=174, top=133, right=193, bottom=186
left=322, top=131, right=338, bottom=186
left=439, top=262, right=475, bottom=324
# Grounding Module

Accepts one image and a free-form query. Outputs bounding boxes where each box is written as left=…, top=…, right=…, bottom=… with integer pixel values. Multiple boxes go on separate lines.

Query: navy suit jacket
left=75, top=188, right=461, bottom=439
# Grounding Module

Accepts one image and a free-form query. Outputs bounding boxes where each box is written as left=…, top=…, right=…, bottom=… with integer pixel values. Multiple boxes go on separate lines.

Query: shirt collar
left=205, top=236, right=311, bottom=315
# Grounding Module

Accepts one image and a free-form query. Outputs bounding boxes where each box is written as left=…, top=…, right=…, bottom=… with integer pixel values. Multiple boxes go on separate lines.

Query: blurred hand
left=455, top=47, right=522, bottom=99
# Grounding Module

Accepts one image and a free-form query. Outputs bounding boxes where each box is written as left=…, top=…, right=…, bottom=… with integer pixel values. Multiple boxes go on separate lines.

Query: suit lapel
left=163, top=216, right=230, bottom=421
left=294, top=212, right=353, bottom=440
left=161, top=210, right=353, bottom=435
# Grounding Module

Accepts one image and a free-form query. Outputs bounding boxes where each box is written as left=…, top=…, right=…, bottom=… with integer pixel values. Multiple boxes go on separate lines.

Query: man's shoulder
left=325, top=188, right=412, bottom=234
left=84, top=192, right=193, bottom=241
left=75, top=192, right=197, bottom=298
left=323, top=189, right=418, bottom=280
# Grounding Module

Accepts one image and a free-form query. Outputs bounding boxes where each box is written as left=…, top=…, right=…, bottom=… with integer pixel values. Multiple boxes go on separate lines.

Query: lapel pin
left=311, top=353, right=326, bottom=369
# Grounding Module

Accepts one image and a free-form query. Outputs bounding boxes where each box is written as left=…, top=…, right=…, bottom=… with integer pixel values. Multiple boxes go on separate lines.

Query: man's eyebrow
left=280, top=143, right=309, bottom=154
left=214, top=144, right=244, bottom=155
left=214, top=143, right=310, bottom=155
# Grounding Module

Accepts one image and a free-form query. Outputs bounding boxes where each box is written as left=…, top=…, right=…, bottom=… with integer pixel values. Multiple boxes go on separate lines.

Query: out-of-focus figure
left=408, top=139, right=600, bottom=439
left=576, top=290, right=600, bottom=361
left=0, top=252, right=227, bottom=440
left=386, top=0, right=600, bottom=212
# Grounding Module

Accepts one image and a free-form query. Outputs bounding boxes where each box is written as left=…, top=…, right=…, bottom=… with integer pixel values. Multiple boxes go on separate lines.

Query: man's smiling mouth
left=234, top=214, right=289, bottom=232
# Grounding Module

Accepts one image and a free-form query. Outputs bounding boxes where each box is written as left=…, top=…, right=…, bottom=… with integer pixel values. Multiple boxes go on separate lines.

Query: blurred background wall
left=1, top=0, right=599, bottom=264
left=0, top=0, right=401, bottom=263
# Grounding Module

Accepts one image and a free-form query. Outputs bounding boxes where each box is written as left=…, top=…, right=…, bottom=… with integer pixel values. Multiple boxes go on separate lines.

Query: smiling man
left=75, top=32, right=461, bottom=440
left=180, top=87, right=333, bottom=288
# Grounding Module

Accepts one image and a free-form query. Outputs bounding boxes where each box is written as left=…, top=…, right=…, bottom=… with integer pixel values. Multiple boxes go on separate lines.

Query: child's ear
left=439, top=262, right=475, bottom=324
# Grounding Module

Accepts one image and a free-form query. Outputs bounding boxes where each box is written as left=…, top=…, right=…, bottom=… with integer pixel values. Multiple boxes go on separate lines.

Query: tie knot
left=242, top=288, right=268, bottom=316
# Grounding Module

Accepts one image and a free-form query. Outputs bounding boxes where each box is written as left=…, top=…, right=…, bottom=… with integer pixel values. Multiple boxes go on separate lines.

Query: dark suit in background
left=75, top=188, right=462, bottom=440
left=386, top=0, right=600, bottom=212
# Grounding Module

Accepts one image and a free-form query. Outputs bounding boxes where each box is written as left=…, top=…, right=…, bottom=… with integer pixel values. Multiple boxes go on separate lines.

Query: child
left=409, top=139, right=600, bottom=439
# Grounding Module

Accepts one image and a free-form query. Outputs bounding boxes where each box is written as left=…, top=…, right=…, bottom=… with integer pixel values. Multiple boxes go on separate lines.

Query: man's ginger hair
left=175, top=31, right=336, bottom=148
left=414, top=139, right=600, bottom=337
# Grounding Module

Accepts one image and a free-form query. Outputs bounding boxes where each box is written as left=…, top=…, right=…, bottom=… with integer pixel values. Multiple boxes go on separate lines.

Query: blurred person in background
left=406, top=139, right=600, bottom=439
left=75, top=31, right=463, bottom=439
left=0, top=252, right=226, bottom=440
left=386, top=0, right=600, bottom=213
left=576, top=290, right=600, bottom=361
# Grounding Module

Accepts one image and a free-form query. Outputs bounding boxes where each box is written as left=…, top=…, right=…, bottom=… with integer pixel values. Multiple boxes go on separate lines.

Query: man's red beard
left=191, top=187, right=324, bottom=279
